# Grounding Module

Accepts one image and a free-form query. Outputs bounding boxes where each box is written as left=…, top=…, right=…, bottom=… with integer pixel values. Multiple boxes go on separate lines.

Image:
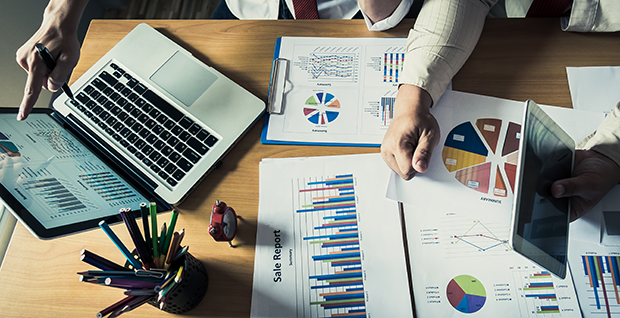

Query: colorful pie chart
left=442, top=119, right=521, bottom=197
left=447, top=275, right=486, bottom=314
left=303, top=92, right=341, bottom=125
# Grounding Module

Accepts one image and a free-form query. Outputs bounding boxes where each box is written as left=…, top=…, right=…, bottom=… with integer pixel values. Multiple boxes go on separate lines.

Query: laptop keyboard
left=70, top=62, right=219, bottom=188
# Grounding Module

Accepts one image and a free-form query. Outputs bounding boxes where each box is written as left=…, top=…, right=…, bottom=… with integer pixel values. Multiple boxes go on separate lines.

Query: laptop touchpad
left=150, top=51, right=217, bottom=107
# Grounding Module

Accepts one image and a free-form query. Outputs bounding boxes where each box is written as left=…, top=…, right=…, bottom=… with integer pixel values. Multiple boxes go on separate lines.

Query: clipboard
left=261, top=36, right=408, bottom=147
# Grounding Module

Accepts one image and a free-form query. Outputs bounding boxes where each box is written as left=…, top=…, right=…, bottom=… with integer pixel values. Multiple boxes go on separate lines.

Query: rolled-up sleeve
left=562, top=0, right=620, bottom=32
left=580, top=102, right=620, bottom=168
left=400, top=0, right=496, bottom=105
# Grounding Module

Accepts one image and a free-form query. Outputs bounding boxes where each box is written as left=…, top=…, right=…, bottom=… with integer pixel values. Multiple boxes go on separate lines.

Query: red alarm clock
left=209, top=200, right=238, bottom=247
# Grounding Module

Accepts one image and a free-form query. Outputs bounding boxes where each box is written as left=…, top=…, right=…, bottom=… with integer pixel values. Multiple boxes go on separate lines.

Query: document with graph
left=262, top=36, right=406, bottom=146
left=387, top=90, right=608, bottom=317
left=251, top=153, right=413, bottom=318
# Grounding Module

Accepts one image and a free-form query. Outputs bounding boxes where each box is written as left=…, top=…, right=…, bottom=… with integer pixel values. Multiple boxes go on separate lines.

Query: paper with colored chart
left=262, top=36, right=408, bottom=146
left=251, top=154, right=413, bottom=318
left=388, top=91, right=605, bottom=317
left=568, top=185, right=620, bottom=318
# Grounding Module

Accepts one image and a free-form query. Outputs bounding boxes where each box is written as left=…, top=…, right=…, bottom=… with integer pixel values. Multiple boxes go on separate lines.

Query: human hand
left=381, top=84, right=440, bottom=180
left=15, top=0, right=87, bottom=121
left=551, top=149, right=620, bottom=222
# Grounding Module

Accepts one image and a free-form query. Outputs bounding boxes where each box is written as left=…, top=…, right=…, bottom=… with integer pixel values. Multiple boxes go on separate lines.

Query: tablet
left=0, top=108, right=169, bottom=239
left=511, top=100, right=574, bottom=279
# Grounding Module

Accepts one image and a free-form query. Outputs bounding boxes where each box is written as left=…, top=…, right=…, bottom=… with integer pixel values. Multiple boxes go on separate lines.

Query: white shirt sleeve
left=361, top=0, right=414, bottom=31
left=580, top=102, right=620, bottom=167
left=562, top=0, right=620, bottom=32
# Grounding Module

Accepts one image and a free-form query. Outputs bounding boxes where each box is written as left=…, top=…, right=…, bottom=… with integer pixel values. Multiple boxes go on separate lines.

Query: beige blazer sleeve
left=400, top=0, right=498, bottom=105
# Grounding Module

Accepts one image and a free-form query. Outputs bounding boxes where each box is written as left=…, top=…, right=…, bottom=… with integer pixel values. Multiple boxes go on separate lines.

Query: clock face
left=222, top=210, right=237, bottom=239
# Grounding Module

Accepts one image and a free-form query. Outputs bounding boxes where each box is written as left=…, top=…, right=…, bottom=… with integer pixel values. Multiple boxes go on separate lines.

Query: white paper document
left=568, top=185, right=620, bottom=318
left=566, top=66, right=620, bottom=113
left=263, top=37, right=408, bottom=146
left=390, top=91, right=599, bottom=317
left=251, top=154, right=413, bottom=318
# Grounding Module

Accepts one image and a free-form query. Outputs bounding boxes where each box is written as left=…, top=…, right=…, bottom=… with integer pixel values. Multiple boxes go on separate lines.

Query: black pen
left=34, top=43, right=75, bottom=101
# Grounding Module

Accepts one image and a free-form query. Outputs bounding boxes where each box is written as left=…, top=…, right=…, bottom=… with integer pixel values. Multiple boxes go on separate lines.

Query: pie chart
left=303, top=92, right=340, bottom=125
left=447, top=275, right=486, bottom=314
left=442, top=119, right=521, bottom=197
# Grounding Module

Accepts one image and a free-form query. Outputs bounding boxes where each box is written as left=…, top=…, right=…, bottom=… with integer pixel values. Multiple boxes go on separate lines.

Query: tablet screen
left=0, top=112, right=148, bottom=237
left=512, top=101, right=574, bottom=278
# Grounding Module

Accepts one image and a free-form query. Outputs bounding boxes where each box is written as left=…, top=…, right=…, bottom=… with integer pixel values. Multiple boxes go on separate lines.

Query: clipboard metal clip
left=267, top=58, right=289, bottom=115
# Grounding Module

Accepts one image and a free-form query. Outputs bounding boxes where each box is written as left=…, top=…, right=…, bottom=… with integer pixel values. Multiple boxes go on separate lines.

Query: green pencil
left=161, top=210, right=179, bottom=261
left=149, top=202, right=159, bottom=261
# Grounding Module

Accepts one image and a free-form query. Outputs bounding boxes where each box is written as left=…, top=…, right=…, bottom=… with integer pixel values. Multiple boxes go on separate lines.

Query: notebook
left=0, top=23, right=264, bottom=238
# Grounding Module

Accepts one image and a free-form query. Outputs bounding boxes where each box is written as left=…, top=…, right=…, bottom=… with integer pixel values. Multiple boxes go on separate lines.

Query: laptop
left=510, top=100, right=575, bottom=279
left=0, top=23, right=264, bottom=239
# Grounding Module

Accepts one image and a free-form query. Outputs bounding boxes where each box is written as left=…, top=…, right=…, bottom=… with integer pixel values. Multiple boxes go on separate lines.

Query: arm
left=15, top=0, right=89, bottom=121
left=552, top=102, right=620, bottom=221
left=381, top=0, right=497, bottom=179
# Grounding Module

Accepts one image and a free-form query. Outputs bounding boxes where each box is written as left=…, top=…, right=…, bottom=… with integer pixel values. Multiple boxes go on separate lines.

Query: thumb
left=412, top=135, right=437, bottom=173
left=551, top=178, right=581, bottom=198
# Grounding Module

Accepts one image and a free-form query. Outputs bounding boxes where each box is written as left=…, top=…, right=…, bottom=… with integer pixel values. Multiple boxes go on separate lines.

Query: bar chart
left=23, top=177, right=92, bottom=216
left=296, top=174, right=366, bottom=318
left=383, top=52, right=404, bottom=83
left=79, top=172, right=142, bottom=207
left=580, top=255, right=620, bottom=318
left=513, top=270, right=561, bottom=315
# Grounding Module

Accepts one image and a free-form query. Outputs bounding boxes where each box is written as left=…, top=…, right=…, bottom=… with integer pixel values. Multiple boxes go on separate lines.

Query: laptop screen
left=0, top=112, right=148, bottom=234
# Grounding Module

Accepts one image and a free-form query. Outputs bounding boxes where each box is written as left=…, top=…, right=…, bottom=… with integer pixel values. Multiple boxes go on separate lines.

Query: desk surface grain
left=0, top=19, right=618, bottom=318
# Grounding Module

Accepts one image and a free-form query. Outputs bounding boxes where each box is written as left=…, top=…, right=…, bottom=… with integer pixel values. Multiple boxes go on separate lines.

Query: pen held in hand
left=34, top=43, right=75, bottom=101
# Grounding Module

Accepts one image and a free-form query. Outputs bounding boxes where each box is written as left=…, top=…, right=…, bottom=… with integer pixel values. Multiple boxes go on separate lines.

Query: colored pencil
left=161, top=210, right=179, bottom=263
left=120, top=208, right=154, bottom=269
left=98, top=220, right=143, bottom=270
left=149, top=202, right=159, bottom=263
left=80, top=249, right=128, bottom=272
left=139, top=203, right=151, bottom=256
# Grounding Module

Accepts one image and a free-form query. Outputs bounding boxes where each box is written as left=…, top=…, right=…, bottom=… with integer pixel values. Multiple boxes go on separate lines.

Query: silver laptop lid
left=53, top=23, right=265, bottom=204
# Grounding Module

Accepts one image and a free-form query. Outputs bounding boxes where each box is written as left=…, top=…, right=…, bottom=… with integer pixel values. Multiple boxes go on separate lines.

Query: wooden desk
left=0, top=19, right=618, bottom=318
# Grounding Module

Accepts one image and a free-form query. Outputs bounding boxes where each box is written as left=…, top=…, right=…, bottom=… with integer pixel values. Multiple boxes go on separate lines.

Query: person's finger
left=412, top=134, right=438, bottom=173
left=18, top=58, right=47, bottom=121
left=393, top=142, right=416, bottom=180
left=381, top=150, right=402, bottom=179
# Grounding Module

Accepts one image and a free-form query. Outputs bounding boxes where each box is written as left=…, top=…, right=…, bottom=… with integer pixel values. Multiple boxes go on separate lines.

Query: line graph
left=452, top=220, right=511, bottom=252
left=293, top=46, right=360, bottom=83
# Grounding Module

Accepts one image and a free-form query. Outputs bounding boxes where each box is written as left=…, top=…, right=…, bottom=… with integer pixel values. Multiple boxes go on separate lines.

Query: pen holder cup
left=151, top=252, right=209, bottom=314
left=125, top=252, right=209, bottom=314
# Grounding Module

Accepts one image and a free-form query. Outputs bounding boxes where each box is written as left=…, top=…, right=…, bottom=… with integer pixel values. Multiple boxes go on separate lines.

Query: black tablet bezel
left=0, top=107, right=170, bottom=239
left=511, top=100, right=574, bottom=279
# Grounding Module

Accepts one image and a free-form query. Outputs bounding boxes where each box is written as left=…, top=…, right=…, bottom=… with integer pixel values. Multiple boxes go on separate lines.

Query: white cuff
left=362, top=0, right=414, bottom=31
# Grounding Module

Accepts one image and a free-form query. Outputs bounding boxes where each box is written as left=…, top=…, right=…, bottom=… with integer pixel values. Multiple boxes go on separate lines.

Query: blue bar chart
left=379, top=97, right=394, bottom=126
left=581, top=255, right=620, bottom=318
left=513, top=270, right=563, bottom=315
left=383, top=53, right=404, bottom=83
left=296, top=174, right=367, bottom=318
